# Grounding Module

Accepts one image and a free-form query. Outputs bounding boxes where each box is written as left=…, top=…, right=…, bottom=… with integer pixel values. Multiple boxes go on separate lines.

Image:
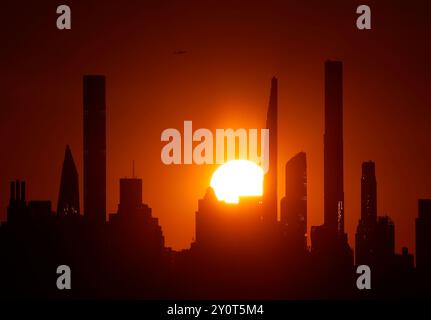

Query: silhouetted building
left=7, top=180, right=27, bottom=223
left=395, top=247, right=414, bottom=272
left=109, top=177, right=165, bottom=249
left=355, top=161, right=378, bottom=265
left=7, top=180, right=55, bottom=223
left=311, top=61, right=349, bottom=245
left=311, top=62, right=352, bottom=295
left=355, top=162, right=398, bottom=270
left=28, top=201, right=54, bottom=220
left=57, top=145, right=80, bottom=216
left=361, top=161, right=377, bottom=224
left=118, top=178, right=143, bottom=214
left=280, top=152, right=307, bottom=249
left=195, top=188, right=264, bottom=251
left=0, top=67, right=425, bottom=300
left=83, top=75, right=106, bottom=224
left=416, top=199, right=431, bottom=273
left=324, top=61, right=344, bottom=235
left=263, top=77, right=278, bottom=223
left=375, top=216, right=395, bottom=260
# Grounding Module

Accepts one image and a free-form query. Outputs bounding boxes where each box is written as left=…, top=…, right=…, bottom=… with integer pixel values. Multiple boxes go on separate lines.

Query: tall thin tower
left=264, top=77, right=278, bottom=222
left=83, top=75, right=106, bottom=224
left=311, top=61, right=352, bottom=271
left=323, top=61, right=344, bottom=236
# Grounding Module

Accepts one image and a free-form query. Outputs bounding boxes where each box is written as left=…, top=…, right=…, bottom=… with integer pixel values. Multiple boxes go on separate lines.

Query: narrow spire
left=57, top=145, right=80, bottom=216
left=263, top=77, right=278, bottom=222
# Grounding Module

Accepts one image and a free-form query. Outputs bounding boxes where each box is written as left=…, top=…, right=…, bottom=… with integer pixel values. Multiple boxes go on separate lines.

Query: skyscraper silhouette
left=323, top=61, right=344, bottom=236
left=195, top=187, right=264, bottom=251
left=355, top=161, right=399, bottom=275
left=118, top=178, right=143, bottom=215
left=108, top=176, right=166, bottom=276
left=57, top=145, right=80, bottom=216
left=355, top=161, right=378, bottom=265
left=1, top=64, right=428, bottom=299
left=311, top=62, right=352, bottom=287
left=360, top=161, right=377, bottom=224
left=83, top=75, right=106, bottom=224
left=280, top=152, right=307, bottom=249
left=416, top=199, right=431, bottom=273
left=375, top=216, right=395, bottom=260
left=263, top=77, right=278, bottom=222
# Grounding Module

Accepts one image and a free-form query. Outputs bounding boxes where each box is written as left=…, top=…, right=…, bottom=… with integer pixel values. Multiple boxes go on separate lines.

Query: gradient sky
left=0, top=0, right=430, bottom=252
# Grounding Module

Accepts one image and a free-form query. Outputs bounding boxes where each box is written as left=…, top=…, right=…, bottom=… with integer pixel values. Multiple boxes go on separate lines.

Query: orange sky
left=0, top=0, right=430, bottom=252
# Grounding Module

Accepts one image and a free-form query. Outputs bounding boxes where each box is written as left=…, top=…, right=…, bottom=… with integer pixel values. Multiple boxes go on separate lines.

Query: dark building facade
left=118, top=178, right=143, bottom=214
left=355, top=161, right=378, bottom=265
left=57, top=145, right=80, bottom=216
left=280, top=152, right=307, bottom=250
left=375, top=216, right=395, bottom=260
left=195, top=188, right=265, bottom=252
left=83, top=75, right=106, bottom=224
left=355, top=161, right=397, bottom=270
left=107, top=177, right=167, bottom=297
left=416, top=199, right=431, bottom=273
left=7, top=180, right=55, bottom=223
left=7, top=180, right=27, bottom=223
left=263, top=77, right=278, bottom=223
left=109, top=177, right=165, bottom=250
left=361, top=161, right=377, bottom=224
left=323, top=60, right=344, bottom=236
left=0, top=65, right=426, bottom=299
left=311, top=62, right=352, bottom=291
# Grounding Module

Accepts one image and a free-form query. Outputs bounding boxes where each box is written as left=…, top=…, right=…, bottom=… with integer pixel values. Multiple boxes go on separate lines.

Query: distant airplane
left=173, top=50, right=188, bottom=55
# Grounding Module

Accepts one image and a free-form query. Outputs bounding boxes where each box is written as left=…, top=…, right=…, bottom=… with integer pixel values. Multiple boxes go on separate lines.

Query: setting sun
left=210, top=160, right=264, bottom=204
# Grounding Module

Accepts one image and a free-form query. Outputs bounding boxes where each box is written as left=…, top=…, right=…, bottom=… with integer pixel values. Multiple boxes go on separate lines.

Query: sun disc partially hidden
left=210, top=160, right=264, bottom=204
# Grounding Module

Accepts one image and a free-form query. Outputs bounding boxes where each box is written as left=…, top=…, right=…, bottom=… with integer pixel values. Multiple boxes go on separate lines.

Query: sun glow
left=210, top=160, right=264, bottom=204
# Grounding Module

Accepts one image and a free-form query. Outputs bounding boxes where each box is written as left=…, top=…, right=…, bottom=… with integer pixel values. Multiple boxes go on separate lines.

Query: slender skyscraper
left=263, top=77, right=278, bottom=222
left=83, top=75, right=106, bottom=224
left=280, top=152, right=307, bottom=249
left=57, top=145, right=80, bottom=216
left=355, top=161, right=378, bottom=265
left=311, top=61, right=352, bottom=274
left=323, top=61, right=344, bottom=235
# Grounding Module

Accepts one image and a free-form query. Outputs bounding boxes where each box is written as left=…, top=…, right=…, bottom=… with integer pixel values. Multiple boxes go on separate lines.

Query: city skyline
left=1, top=67, right=428, bottom=256
left=1, top=64, right=429, bottom=299
left=0, top=63, right=425, bottom=261
left=1, top=1, right=430, bottom=254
